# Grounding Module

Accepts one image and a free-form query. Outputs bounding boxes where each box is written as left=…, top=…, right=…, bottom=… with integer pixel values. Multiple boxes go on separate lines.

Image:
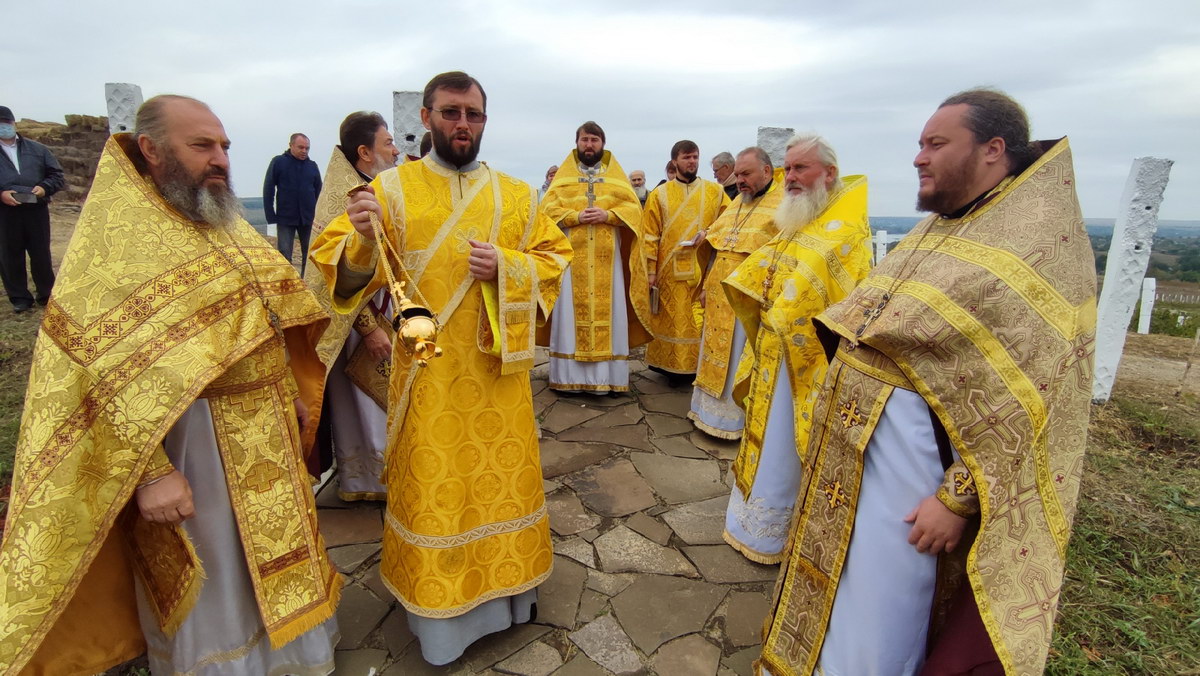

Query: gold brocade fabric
left=721, top=176, right=871, bottom=499
left=538, top=150, right=649, bottom=359
left=300, top=147, right=383, bottom=428
left=693, top=181, right=783, bottom=397
left=0, top=135, right=338, bottom=675
left=759, top=140, right=1096, bottom=676
left=631, top=178, right=730, bottom=373
left=311, top=157, right=571, bottom=618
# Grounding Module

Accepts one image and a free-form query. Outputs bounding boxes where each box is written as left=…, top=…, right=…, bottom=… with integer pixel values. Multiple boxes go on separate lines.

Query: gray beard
left=634, top=186, right=647, bottom=199
left=774, top=183, right=831, bottom=239
left=161, top=180, right=243, bottom=228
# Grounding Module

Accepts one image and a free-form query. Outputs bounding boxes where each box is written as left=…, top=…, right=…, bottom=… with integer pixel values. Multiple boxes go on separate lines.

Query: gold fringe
left=266, top=570, right=342, bottom=650
left=687, top=412, right=744, bottom=440
left=160, top=541, right=206, bottom=638
left=722, top=530, right=784, bottom=565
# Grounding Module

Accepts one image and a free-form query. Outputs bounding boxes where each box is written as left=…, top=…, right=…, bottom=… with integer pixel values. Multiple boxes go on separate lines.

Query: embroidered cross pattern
left=244, top=460, right=284, bottom=493
left=953, top=471, right=977, bottom=496
left=823, top=481, right=848, bottom=509
left=839, top=399, right=864, bottom=429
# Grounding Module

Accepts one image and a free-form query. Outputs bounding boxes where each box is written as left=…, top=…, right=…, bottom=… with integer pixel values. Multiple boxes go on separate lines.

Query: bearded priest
left=538, top=121, right=649, bottom=394
left=0, top=95, right=340, bottom=676
left=688, top=146, right=782, bottom=440
left=311, top=71, right=572, bottom=666
left=720, top=134, right=872, bottom=563
left=757, top=90, right=1096, bottom=676
left=631, top=140, right=729, bottom=385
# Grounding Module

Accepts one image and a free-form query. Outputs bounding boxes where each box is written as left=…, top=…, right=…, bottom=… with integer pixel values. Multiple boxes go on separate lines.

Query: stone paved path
left=324, top=350, right=774, bottom=675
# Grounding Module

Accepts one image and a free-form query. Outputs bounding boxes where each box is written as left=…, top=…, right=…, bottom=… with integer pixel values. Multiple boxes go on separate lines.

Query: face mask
left=0, top=124, right=15, bottom=140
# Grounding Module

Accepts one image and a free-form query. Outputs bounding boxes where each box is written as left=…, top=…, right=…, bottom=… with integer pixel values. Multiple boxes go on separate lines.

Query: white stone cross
left=392, top=91, right=422, bottom=160
left=105, top=83, right=143, bottom=135
left=1092, top=157, right=1173, bottom=403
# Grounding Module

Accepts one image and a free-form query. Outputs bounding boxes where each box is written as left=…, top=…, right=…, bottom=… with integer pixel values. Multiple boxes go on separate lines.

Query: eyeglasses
left=433, top=108, right=487, bottom=124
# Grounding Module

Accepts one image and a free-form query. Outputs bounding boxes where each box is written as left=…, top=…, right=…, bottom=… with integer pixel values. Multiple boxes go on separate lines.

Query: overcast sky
left=8, top=0, right=1198, bottom=219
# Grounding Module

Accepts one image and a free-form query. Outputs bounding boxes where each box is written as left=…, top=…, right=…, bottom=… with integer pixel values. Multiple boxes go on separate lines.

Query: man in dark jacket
left=263, top=132, right=322, bottom=273
left=0, top=105, right=65, bottom=313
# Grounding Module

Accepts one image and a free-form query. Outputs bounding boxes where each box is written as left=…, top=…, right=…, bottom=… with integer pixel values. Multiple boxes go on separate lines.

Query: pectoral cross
left=855, top=293, right=891, bottom=337
left=578, top=166, right=603, bottom=208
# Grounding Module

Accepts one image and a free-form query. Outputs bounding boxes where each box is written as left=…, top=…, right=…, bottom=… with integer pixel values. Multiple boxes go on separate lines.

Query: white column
left=756, top=127, right=795, bottom=168
left=1137, top=278, right=1156, bottom=334
left=1092, top=157, right=1174, bottom=403
left=392, top=91, right=423, bottom=159
left=105, top=83, right=143, bottom=135
left=874, top=229, right=889, bottom=266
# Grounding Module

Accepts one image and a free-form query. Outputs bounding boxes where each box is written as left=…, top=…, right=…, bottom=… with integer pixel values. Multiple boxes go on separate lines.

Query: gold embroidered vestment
left=0, top=135, right=340, bottom=675
left=722, top=176, right=871, bottom=515
left=632, top=177, right=730, bottom=374
left=759, top=140, right=1096, bottom=676
left=311, top=156, right=571, bottom=618
left=537, top=149, right=649, bottom=361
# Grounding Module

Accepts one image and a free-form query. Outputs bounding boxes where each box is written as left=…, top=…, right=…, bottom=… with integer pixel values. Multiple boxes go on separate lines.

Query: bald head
left=133, top=95, right=239, bottom=226
left=629, top=170, right=646, bottom=188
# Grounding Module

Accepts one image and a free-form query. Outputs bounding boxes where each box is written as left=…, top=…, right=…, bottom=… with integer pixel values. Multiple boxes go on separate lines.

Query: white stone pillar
left=392, top=91, right=423, bottom=160
left=1092, top=157, right=1174, bottom=403
left=756, top=127, right=795, bottom=168
left=105, top=83, right=143, bottom=135
left=1137, top=278, right=1156, bottom=334
left=874, top=229, right=889, bottom=266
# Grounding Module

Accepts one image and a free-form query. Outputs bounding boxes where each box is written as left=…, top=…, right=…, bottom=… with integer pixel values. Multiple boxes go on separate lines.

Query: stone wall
left=15, top=114, right=108, bottom=203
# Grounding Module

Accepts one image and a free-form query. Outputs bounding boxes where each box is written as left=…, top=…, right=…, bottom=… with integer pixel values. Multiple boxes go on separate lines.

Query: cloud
left=4, top=0, right=1197, bottom=219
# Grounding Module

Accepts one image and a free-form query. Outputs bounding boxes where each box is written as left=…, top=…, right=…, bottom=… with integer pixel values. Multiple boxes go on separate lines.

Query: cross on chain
left=855, top=293, right=892, bottom=337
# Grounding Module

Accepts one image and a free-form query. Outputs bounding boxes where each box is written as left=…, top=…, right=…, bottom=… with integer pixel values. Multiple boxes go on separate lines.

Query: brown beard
left=157, top=147, right=242, bottom=227
left=916, top=146, right=982, bottom=215
left=431, top=126, right=481, bottom=167
left=578, top=148, right=602, bottom=167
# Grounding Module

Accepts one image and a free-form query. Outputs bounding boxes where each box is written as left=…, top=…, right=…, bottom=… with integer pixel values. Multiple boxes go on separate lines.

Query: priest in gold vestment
left=311, top=72, right=571, bottom=666
left=688, top=147, right=782, bottom=439
left=631, top=140, right=729, bottom=383
left=0, top=96, right=340, bottom=676
left=721, top=136, right=872, bottom=564
left=302, top=111, right=400, bottom=501
left=758, top=90, right=1096, bottom=676
left=538, top=121, right=649, bottom=393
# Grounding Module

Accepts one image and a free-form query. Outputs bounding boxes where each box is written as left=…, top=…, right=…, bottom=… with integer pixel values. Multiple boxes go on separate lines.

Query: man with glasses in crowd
left=311, top=71, right=572, bottom=666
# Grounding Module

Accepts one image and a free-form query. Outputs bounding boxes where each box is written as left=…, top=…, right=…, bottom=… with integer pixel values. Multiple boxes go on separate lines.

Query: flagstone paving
left=311, top=351, right=776, bottom=674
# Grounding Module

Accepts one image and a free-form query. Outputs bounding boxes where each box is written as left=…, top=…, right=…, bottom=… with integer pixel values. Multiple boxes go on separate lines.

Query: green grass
left=0, top=308, right=41, bottom=522
left=1048, top=397, right=1200, bottom=674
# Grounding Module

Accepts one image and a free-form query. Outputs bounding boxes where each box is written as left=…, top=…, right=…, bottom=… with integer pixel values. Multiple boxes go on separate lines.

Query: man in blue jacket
left=0, top=105, right=65, bottom=313
left=263, top=132, right=322, bottom=273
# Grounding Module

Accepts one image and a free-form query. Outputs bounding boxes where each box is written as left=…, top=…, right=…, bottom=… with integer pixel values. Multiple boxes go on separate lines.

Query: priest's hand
left=347, top=186, right=382, bottom=239
left=136, top=470, right=195, bottom=524
left=579, top=207, right=608, bottom=225
left=904, top=495, right=967, bottom=554
left=648, top=272, right=657, bottom=288
left=363, top=327, right=393, bottom=361
left=0, top=191, right=18, bottom=207
left=468, top=240, right=498, bottom=281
